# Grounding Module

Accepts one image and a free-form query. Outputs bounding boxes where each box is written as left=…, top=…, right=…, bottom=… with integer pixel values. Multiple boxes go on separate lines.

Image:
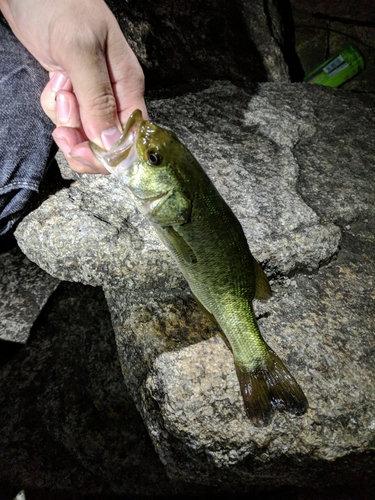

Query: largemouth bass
left=90, top=110, right=308, bottom=426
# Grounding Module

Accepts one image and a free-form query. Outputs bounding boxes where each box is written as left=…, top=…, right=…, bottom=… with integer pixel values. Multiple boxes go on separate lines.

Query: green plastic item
left=303, top=45, right=364, bottom=88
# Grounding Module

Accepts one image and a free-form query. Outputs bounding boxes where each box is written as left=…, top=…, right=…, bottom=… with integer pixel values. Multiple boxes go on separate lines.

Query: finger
left=53, top=90, right=114, bottom=174
left=70, top=142, right=109, bottom=174
left=62, top=12, right=147, bottom=146
left=62, top=33, right=121, bottom=146
left=55, top=90, right=81, bottom=129
left=56, top=90, right=122, bottom=151
left=55, top=91, right=109, bottom=173
left=107, top=26, right=149, bottom=124
left=50, top=71, right=72, bottom=93
left=40, top=72, right=72, bottom=124
left=52, top=127, right=108, bottom=174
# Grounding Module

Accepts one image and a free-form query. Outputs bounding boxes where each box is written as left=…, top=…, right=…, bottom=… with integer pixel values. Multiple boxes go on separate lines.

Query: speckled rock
left=0, top=282, right=218, bottom=497
left=15, top=82, right=375, bottom=486
left=0, top=246, right=59, bottom=343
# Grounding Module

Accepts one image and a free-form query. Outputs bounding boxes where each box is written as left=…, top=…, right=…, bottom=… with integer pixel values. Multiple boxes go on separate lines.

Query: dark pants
left=0, top=22, right=54, bottom=236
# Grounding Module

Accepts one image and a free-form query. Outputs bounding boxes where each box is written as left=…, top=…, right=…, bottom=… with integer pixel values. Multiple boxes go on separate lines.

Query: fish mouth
left=136, top=190, right=171, bottom=216
left=90, top=109, right=143, bottom=177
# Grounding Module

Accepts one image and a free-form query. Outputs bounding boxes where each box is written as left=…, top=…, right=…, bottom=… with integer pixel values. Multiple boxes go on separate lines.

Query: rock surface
left=0, top=282, right=226, bottom=497
left=240, top=0, right=291, bottom=82
left=106, top=0, right=290, bottom=86
left=0, top=247, right=59, bottom=343
left=2, top=283, right=371, bottom=498
left=15, top=82, right=375, bottom=486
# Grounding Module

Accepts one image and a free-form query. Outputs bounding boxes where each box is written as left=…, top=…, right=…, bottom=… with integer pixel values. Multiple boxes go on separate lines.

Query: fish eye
left=147, top=150, right=163, bottom=166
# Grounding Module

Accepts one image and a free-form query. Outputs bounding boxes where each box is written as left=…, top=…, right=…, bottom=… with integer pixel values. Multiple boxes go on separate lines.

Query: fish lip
left=90, top=109, right=143, bottom=174
left=135, top=190, right=171, bottom=215
left=105, top=109, right=143, bottom=166
left=134, top=190, right=169, bottom=205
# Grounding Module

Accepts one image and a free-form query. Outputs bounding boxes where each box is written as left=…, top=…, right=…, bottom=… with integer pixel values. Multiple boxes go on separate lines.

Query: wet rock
left=15, top=82, right=375, bottom=487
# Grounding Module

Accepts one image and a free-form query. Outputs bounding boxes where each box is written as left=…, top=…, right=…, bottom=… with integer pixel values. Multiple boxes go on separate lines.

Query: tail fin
left=235, top=350, right=308, bottom=426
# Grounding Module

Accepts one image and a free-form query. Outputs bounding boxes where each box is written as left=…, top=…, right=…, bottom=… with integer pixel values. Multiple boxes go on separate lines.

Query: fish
left=90, top=110, right=308, bottom=426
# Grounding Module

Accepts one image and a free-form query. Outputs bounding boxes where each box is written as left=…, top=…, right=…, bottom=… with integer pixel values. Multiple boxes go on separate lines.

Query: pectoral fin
left=158, top=226, right=197, bottom=264
left=253, top=257, right=272, bottom=300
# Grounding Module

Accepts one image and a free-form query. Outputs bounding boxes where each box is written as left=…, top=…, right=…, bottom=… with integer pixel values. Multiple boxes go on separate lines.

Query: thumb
left=64, top=41, right=121, bottom=149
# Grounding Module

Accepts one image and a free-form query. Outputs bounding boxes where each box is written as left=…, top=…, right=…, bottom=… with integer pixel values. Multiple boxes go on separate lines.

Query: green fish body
left=91, top=110, right=308, bottom=425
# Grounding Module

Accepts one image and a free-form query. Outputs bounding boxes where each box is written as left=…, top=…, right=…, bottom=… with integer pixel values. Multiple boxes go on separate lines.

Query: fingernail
left=70, top=154, right=95, bottom=169
left=51, top=72, right=69, bottom=92
left=101, top=127, right=121, bottom=149
left=56, top=93, right=70, bottom=123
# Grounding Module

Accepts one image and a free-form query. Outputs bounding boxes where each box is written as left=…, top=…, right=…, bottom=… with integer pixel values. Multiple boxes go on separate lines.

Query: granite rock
left=15, top=82, right=375, bottom=486
left=0, top=282, right=223, bottom=496
left=4, top=285, right=370, bottom=497
left=240, top=0, right=291, bottom=82
left=0, top=246, right=59, bottom=343
left=106, top=0, right=292, bottom=86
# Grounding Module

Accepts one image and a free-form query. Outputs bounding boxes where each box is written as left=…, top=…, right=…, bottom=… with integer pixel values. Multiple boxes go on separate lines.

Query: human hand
left=0, top=0, right=147, bottom=173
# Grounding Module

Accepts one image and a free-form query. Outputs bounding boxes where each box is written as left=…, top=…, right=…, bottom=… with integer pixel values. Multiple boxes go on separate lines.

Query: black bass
left=90, top=110, right=308, bottom=426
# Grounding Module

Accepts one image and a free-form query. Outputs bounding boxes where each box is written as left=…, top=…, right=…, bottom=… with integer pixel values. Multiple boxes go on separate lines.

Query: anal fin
left=253, top=257, right=272, bottom=300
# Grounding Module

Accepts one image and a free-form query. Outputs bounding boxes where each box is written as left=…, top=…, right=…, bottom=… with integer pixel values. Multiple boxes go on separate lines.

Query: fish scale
left=170, top=181, right=266, bottom=366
